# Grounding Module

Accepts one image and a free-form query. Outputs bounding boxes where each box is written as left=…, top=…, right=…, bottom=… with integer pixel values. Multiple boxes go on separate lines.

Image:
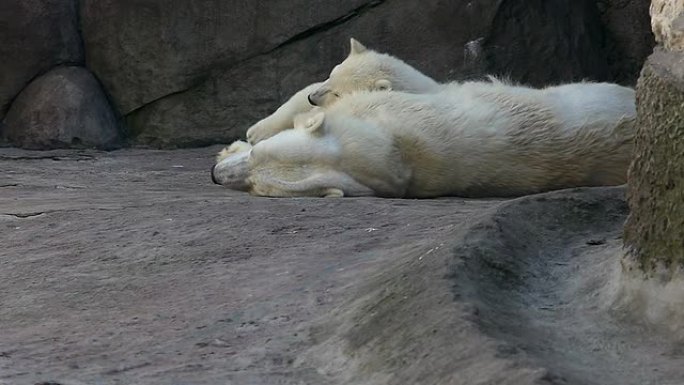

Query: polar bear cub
left=244, top=38, right=439, bottom=145
left=213, top=81, right=635, bottom=198
left=307, top=38, right=440, bottom=108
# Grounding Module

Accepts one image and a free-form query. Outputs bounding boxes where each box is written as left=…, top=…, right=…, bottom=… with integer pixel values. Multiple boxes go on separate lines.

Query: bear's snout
left=308, top=93, right=318, bottom=106
left=211, top=164, right=220, bottom=185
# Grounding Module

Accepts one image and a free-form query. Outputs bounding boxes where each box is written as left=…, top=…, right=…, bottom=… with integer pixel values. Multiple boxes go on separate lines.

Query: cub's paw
left=216, top=140, right=252, bottom=162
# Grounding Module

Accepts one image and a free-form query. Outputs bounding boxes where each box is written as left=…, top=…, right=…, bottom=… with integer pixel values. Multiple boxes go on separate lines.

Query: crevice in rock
left=271, top=0, right=386, bottom=51
left=0, top=154, right=96, bottom=161
left=3, top=212, right=45, bottom=218
left=124, top=78, right=208, bottom=119
left=124, top=0, right=387, bottom=119
left=0, top=184, right=19, bottom=188
left=102, top=362, right=152, bottom=375
left=74, top=0, right=85, bottom=62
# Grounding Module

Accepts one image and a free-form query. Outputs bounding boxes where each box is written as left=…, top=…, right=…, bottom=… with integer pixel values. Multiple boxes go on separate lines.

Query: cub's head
left=308, top=39, right=394, bottom=107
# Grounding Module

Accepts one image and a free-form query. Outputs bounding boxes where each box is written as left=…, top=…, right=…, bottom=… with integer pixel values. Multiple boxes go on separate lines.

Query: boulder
left=0, top=0, right=83, bottom=119
left=93, top=0, right=613, bottom=147
left=3, top=66, right=123, bottom=150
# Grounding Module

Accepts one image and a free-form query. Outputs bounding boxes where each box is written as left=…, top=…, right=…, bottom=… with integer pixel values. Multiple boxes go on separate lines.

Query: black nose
left=308, top=94, right=318, bottom=106
left=211, top=164, right=220, bottom=185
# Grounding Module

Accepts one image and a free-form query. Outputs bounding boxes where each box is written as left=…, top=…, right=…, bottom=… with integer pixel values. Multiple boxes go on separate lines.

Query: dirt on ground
left=1, top=146, right=683, bottom=385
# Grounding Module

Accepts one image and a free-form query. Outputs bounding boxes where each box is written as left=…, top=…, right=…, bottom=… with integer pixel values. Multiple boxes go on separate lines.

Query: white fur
left=216, top=140, right=252, bottom=163
left=213, top=140, right=252, bottom=190
left=244, top=82, right=323, bottom=145
left=242, top=38, right=440, bottom=147
left=308, top=38, right=440, bottom=107
left=213, top=81, right=635, bottom=198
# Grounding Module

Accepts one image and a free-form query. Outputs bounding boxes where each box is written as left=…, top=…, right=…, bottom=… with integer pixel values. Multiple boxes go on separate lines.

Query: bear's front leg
left=246, top=82, right=324, bottom=145
left=247, top=170, right=375, bottom=198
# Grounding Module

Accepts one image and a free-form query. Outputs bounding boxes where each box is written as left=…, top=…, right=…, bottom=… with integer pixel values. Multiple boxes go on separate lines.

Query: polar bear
left=212, top=139, right=252, bottom=190
left=307, top=38, right=440, bottom=108
left=212, top=81, right=635, bottom=198
left=243, top=38, right=439, bottom=146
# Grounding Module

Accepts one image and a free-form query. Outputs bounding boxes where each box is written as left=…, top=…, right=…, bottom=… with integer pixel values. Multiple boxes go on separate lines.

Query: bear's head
left=214, top=109, right=378, bottom=198
left=249, top=110, right=336, bottom=169
left=211, top=140, right=252, bottom=190
left=308, top=38, right=439, bottom=107
left=251, top=110, right=377, bottom=197
left=213, top=110, right=350, bottom=196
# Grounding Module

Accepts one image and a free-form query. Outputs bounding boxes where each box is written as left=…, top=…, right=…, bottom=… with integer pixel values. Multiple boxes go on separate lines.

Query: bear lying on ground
left=245, top=38, right=440, bottom=145
left=213, top=79, right=635, bottom=198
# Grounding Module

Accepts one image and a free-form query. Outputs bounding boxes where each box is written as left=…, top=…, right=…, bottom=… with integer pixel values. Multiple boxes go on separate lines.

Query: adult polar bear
left=244, top=38, right=439, bottom=145
left=212, top=81, right=635, bottom=198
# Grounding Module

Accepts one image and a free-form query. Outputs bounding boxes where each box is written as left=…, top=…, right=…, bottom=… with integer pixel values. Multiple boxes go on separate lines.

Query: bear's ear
left=303, top=111, right=326, bottom=133
left=349, top=38, right=367, bottom=55
left=374, top=79, right=392, bottom=91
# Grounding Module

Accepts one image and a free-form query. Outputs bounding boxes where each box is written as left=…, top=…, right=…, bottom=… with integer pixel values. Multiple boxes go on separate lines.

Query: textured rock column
left=624, top=0, right=684, bottom=270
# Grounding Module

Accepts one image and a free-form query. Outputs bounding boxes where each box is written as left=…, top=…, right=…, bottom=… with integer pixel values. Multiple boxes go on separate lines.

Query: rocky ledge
left=1, top=147, right=682, bottom=384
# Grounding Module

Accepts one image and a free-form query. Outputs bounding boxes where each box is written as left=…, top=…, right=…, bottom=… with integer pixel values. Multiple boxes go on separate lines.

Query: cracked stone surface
left=2, top=147, right=684, bottom=384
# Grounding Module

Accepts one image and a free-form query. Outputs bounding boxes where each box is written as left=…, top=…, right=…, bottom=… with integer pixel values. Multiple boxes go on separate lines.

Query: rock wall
left=598, top=0, right=655, bottom=84
left=0, top=0, right=84, bottom=117
left=1, top=0, right=654, bottom=149
left=624, top=1, right=684, bottom=270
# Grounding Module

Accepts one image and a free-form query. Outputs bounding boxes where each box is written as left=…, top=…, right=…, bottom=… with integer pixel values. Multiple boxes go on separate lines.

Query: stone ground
left=1, top=146, right=683, bottom=385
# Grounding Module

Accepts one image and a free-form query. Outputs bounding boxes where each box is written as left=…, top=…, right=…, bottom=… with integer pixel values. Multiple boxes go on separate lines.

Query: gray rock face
left=0, top=0, right=654, bottom=148
left=80, top=0, right=373, bottom=115
left=0, top=0, right=83, bottom=119
left=3, top=67, right=123, bottom=150
left=91, top=0, right=616, bottom=147
left=483, top=0, right=610, bottom=87
left=597, top=0, right=655, bottom=85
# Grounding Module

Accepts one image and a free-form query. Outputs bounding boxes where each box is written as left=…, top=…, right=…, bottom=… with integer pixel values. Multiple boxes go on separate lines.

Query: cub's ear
left=305, top=111, right=326, bottom=133
left=374, top=79, right=392, bottom=91
left=295, top=110, right=325, bottom=133
left=293, top=109, right=325, bottom=133
left=349, top=38, right=367, bottom=55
